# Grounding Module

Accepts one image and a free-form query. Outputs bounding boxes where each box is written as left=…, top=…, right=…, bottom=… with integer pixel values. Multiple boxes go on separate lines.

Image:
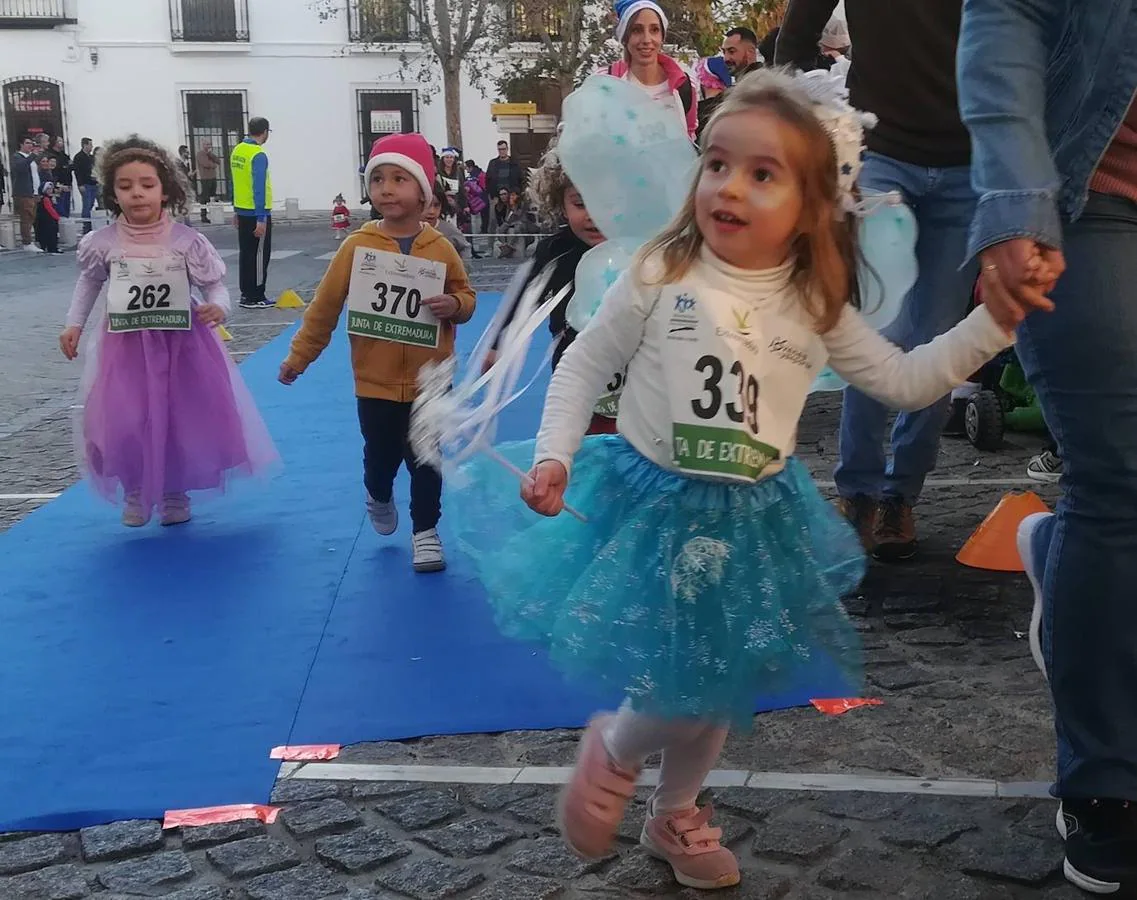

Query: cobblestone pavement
left=0, top=779, right=1082, bottom=899
left=0, top=233, right=1074, bottom=897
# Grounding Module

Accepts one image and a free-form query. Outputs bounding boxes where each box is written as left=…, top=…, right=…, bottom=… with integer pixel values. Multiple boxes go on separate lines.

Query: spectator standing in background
left=230, top=116, right=274, bottom=309
left=721, top=26, right=762, bottom=76
left=195, top=140, right=221, bottom=224
left=47, top=136, right=73, bottom=217
left=10, top=137, right=40, bottom=250
left=485, top=140, right=522, bottom=200
left=776, top=0, right=977, bottom=562
left=73, top=138, right=98, bottom=233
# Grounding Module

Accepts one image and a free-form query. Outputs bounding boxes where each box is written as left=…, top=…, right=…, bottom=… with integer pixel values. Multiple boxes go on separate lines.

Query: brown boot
left=836, top=494, right=878, bottom=552
left=873, top=496, right=918, bottom=562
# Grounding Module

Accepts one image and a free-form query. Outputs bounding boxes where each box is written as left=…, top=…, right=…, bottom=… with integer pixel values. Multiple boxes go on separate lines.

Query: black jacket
left=494, top=226, right=590, bottom=368
left=485, top=157, right=523, bottom=198
left=48, top=149, right=73, bottom=190
left=775, top=0, right=970, bottom=167
left=9, top=152, right=35, bottom=198
left=72, top=149, right=97, bottom=187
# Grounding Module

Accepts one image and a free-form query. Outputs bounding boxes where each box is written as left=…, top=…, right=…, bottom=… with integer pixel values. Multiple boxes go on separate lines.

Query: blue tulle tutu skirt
left=449, top=435, right=867, bottom=726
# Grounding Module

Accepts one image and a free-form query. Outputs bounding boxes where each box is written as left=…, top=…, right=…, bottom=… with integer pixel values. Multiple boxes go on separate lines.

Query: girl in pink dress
left=58, top=135, right=277, bottom=527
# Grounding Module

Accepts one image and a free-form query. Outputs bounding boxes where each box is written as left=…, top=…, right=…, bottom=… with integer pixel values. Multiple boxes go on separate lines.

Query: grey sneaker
left=412, top=528, right=446, bottom=573
left=1027, top=449, right=1063, bottom=484
left=366, top=496, right=398, bottom=535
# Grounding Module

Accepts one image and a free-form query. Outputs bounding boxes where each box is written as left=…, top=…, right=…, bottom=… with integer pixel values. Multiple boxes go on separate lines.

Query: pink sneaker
left=557, top=715, right=639, bottom=858
left=160, top=493, right=192, bottom=527
left=641, top=804, right=740, bottom=890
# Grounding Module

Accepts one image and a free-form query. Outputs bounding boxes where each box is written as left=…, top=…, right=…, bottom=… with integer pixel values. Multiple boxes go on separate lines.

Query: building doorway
left=356, top=90, right=416, bottom=198
left=182, top=90, right=247, bottom=202
left=2, top=77, right=65, bottom=153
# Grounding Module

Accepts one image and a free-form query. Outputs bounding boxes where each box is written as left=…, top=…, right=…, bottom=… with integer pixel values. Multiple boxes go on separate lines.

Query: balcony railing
left=348, top=0, right=419, bottom=43
left=0, top=0, right=76, bottom=27
left=169, top=0, right=249, bottom=42
left=507, top=3, right=562, bottom=42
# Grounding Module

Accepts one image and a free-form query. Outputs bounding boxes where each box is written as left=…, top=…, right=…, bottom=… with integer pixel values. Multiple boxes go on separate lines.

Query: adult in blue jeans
left=776, top=0, right=978, bottom=561
left=958, top=0, right=1137, bottom=892
left=72, top=138, right=99, bottom=234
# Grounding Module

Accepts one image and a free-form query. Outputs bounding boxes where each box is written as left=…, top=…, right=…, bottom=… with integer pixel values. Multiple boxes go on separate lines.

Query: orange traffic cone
left=956, top=491, right=1050, bottom=572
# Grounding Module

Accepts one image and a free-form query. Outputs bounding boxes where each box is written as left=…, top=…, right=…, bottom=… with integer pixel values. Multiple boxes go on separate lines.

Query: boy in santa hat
left=279, top=133, right=476, bottom=573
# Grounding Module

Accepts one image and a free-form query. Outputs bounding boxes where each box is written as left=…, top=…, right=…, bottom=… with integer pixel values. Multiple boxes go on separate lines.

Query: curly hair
left=98, top=134, right=192, bottom=219
left=526, top=139, right=573, bottom=227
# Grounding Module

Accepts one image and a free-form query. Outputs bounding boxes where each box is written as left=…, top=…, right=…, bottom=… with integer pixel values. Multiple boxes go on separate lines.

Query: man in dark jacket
left=10, top=136, right=40, bottom=250
left=47, top=136, right=73, bottom=217
left=485, top=141, right=522, bottom=199
left=776, top=0, right=976, bottom=563
left=722, top=26, right=762, bottom=76
left=697, top=27, right=765, bottom=142
left=72, top=138, right=98, bottom=234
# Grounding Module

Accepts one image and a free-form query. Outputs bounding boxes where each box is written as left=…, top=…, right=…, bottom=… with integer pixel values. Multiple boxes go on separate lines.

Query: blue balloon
left=811, top=366, right=847, bottom=392
left=857, top=193, right=918, bottom=332
left=813, top=194, right=918, bottom=393
left=565, top=242, right=633, bottom=333
left=557, top=75, right=698, bottom=255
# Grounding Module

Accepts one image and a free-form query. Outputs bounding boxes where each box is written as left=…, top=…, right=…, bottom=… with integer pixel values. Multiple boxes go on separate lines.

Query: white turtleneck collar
left=694, top=244, right=797, bottom=304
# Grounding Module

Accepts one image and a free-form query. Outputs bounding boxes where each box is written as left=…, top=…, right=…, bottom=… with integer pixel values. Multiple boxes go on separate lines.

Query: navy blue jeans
left=1020, top=192, right=1137, bottom=801
left=834, top=152, right=979, bottom=502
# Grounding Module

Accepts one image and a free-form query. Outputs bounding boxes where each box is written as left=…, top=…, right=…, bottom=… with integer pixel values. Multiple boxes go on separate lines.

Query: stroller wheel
left=965, top=390, right=1005, bottom=451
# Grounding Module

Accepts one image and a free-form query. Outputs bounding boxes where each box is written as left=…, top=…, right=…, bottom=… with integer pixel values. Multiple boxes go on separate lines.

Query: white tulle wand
left=410, top=261, right=587, bottom=522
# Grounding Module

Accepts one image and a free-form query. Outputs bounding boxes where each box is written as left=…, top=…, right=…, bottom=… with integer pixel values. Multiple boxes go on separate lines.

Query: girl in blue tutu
left=451, top=70, right=1020, bottom=890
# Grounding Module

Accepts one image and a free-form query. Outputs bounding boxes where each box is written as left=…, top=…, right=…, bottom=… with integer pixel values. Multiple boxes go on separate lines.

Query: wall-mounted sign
left=491, top=102, right=538, bottom=116
left=369, top=109, right=403, bottom=134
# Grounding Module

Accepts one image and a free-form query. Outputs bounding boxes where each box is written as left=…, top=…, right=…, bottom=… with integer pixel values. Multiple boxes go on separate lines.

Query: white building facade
left=0, top=0, right=509, bottom=211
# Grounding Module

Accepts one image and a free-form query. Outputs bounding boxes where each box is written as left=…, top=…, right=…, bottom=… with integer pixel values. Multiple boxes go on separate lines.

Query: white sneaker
left=1016, top=511, right=1054, bottom=680
left=366, top=496, right=398, bottom=535
left=23, top=244, right=44, bottom=253
left=412, top=528, right=446, bottom=573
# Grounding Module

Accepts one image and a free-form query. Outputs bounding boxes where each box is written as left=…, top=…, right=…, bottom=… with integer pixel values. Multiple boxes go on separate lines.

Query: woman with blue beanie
left=601, top=0, right=697, bottom=140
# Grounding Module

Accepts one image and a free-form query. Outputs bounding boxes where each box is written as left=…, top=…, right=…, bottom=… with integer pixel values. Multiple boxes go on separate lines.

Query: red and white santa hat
left=363, top=133, right=436, bottom=201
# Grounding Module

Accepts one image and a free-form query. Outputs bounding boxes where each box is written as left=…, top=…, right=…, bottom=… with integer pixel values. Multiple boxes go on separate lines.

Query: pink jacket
left=606, top=54, right=697, bottom=140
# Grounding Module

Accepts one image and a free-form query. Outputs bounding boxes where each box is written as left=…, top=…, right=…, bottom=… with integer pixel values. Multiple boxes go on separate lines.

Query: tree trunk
left=558, top=68, right=575, bottom=100
left=443, top=60, right=464, bottom=149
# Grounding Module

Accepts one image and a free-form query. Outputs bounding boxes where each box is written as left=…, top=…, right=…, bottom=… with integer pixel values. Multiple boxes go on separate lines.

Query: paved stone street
left=0, top=231, right=1073, bottom=897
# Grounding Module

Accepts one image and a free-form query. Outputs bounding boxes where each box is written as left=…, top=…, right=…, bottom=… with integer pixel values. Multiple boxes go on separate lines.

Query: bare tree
left=488, top=0, right=611, bottom=101
left=311, top=0, right=495, bottom=148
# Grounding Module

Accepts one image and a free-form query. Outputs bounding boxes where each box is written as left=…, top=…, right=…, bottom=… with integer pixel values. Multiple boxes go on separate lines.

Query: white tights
left=601, top=702, right=729, bottom=814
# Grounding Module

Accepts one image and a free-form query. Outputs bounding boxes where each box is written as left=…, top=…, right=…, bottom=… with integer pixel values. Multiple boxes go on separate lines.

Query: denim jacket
left=957, top=0, right=1137, bottom=260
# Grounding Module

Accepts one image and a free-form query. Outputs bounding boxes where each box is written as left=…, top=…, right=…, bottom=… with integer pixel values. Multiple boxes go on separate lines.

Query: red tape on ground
left=162, top=804, right=280, bottom=829
left=810, top=698, right=883, bottom=716
left=269, top=744, right=341, bottom=761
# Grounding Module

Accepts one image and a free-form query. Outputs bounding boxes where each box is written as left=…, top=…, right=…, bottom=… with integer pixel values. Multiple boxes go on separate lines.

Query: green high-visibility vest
left=229, top=141, right=272, bottom=210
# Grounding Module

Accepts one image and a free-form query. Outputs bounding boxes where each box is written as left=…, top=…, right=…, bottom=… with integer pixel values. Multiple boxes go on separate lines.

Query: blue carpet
left=0, top=292, right=850, bottom=832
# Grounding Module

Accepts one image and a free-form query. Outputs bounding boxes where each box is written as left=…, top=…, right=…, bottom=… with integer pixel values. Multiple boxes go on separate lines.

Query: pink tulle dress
left=66, top=213, right=278, bottom=518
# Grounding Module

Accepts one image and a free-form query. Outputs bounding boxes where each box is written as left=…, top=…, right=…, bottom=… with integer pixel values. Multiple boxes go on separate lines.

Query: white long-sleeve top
left=536, top=247, right=1012, bottom=479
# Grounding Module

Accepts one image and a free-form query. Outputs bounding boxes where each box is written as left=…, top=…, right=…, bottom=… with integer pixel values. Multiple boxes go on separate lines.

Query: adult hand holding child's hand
left=978, top=238, right=1063, bottom=332
left=522, top=460, right=568, bottom=517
